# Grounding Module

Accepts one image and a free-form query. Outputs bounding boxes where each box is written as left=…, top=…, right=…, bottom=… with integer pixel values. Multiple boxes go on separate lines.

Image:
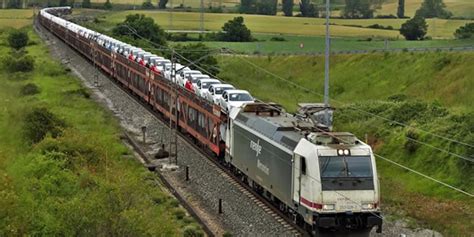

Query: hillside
left=218, top=51, right=474, bottom=235
left=218, top=51, right=473, bottom=111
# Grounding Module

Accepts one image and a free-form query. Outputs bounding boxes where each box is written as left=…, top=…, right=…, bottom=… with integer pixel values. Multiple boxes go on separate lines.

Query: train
left=38, top=7, right=383, bottom=234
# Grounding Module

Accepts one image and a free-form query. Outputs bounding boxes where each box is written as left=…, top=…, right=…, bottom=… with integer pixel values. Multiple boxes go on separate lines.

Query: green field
left=172, top=34, right=474, bottom=54
left=98, top=10, right=473, bottom=38
left=0, top=9, right=34, bottom=29
left=92, top=0, right=240, bottom=8
left=378, top=0, right=474, bottom=18
left=85, top=0, right=474, bottom=18
left=0, top=28, right=203, bottom=235
left=217, top=52, right=474, bottom=235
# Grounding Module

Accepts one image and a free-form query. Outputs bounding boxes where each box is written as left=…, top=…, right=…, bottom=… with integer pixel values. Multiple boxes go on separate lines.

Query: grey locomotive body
left=225, top=104, right=382, bottom=233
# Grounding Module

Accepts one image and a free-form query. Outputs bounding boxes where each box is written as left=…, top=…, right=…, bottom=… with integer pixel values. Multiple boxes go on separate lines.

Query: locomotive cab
left=292, top=132, right=382, bottom=233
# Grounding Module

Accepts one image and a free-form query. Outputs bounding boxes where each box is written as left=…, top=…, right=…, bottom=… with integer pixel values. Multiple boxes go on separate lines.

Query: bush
left=415, top=0, right=452, bottom=19
left=82, top=0, right=91, bottom=8
left=375, top=14, right=398, bottom=19
left=20, top=83, right=40, bottom=96
left=454, top=23, right=474, bottom=39
left=23, top=107, right=66, bottom=144
left=142, top=0, right=154, bottom=9
left=8, top=30, right=29, bottom=50
left=3, top=55, right=35, bottom=73
left=389, top=101, right=427, bottom=125
left=367, top=24, right=394, bottom=30
left=270, top=36, right=286, bottom=41
left=183, top=226, right=204, bottom=237
left=404, top=129, right=419, bottom=154
left=65, top=88, right=91, bottom=99
left=103, top=0, right=112, bottom=9
left=174, top=209, right=185, bottom=220
left=400, top=16, right=428, bottom=40
left=387, top=94, right=407, bottom=102
left=217, top=17, right=253, bottom=42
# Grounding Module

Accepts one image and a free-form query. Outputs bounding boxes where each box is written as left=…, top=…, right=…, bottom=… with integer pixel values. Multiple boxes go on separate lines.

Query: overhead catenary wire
left=218, top=48, right=474, bottom=163
left=121, top=23, right=387, bottom=221
left=123, top=24, right=474, bottom=198
left=222, top=48, right=474, bottom=150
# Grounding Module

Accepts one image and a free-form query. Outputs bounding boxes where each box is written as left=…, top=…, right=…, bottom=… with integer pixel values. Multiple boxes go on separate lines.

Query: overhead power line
left=123, top=24, right=474, bottom=198
left=222, top=48, right=474, bottom=149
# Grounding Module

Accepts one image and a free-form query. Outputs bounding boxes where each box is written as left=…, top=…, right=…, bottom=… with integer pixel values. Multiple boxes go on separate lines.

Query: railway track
left=101, top=59, right=308, bottom=237
left=34, top=18, right=307, bottom=236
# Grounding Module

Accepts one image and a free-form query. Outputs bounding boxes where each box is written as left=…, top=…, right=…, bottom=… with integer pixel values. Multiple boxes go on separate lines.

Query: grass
left=97, top=10, right=474, bottom=38
left=217, top=51, right=474, bottom=235
left=218, top=52, right=474, bottom=111
left=0, top=9, right=34, bottom=29
left=80, top=0, right=474, bottom=18
left=378, top=0, right=474, bottom=18
left=172, top=33, right=474, bottom=54
left=0, top=27, right=203, bottom=235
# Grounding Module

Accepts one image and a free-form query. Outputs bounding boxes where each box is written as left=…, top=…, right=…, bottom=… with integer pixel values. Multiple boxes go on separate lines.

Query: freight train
left=39, top=7, right=383, bottom=234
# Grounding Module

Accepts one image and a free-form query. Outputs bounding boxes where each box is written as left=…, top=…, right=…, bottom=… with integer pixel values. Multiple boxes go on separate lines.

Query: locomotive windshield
left=319, top=156, right=373, bottom=178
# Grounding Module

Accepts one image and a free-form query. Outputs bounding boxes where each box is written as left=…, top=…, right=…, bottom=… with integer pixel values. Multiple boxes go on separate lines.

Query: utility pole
left=200, top=0, right=204, bottom=33
left=323, top=0, right=331, bottom=127
left=169, top=51, right=178, bottom=165
left=169, top=0, right=173, bottom=29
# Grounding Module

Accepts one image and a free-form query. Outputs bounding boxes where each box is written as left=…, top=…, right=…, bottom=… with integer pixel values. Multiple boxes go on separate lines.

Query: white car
left=189, top=74, right=210, bottom=88
left=178, top=70, right=202, bottom=87
left=219, top=89, right=254, bottom=112
left=204, top=84, right=235, bottom=104
left=194, top=79, right=221, bottom=98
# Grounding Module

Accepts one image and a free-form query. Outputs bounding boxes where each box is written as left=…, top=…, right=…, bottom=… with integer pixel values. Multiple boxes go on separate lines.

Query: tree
left=239, top=0, right=256, bottom=14
left=112, top=14, right=167, bottom=46
left=82, top=0, right=91, bottom=8
left=7, top=0, right=21, bottom=8
left=104, top=0, right=112, bottom=9
left=400, top=16, right=428, bottom=40
left=299, top=0, right=317, bottom=17
left=256, top=0, right=277, bottom=15
left=142, top=0, right=154, bottom=9
left=158, top=0, right=168, bottom=8
left=174, top=43, right=220, bottom=76
left=454, top=23, right=474, bottom=39
left=59, top=0, right=68, bottom=6
left=8, top=30, right=29, bottom=50
left=397, top=0, right=405, bottom=18
left=342, top=0, right=374, bottom=19
left=282, top=0, right=293, bottom=16
left=415, top=0, right=452, bottom=19
left=218, top=17, right=253, bottom=42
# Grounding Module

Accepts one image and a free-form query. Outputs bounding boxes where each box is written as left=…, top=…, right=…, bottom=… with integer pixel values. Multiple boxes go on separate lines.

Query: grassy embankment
left=217, top=52, right=474, bottom=236
left=0, top=28, right=203, bottom=235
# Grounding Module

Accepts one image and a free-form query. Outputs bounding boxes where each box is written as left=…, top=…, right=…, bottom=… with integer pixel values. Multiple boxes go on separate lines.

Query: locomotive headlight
left=343, top=149, right=350, bottom=156
left=337, top=149, right=344, bottom=156
left=362, top=203, right=374, bottom=209
left=323, top=204, right=335, bottom=210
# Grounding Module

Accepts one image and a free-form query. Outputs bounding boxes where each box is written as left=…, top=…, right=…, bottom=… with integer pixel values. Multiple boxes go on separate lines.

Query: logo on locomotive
left=250, top=139, right=262, bottom=157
